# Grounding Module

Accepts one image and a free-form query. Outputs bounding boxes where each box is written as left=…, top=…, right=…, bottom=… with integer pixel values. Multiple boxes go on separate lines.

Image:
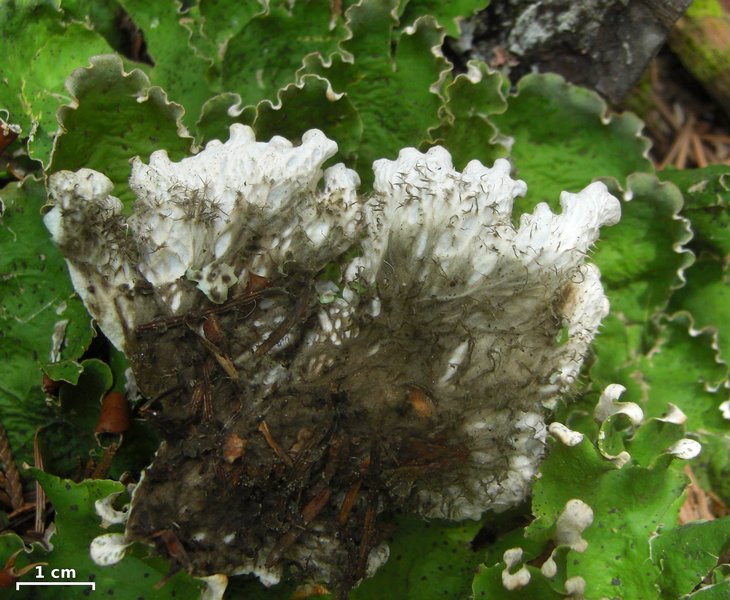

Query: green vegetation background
left=1, top=0, right=729, bottom=598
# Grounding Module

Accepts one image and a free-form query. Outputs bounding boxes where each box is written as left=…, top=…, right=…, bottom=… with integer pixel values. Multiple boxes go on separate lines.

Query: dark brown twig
left=91, top=442, right=120, bottom=480
left=135, top=286, right=279, bottom=333
left=33, top=429, right=45, bottom=534
left=254, top=288, right=314, bottom=357
left=0, top=422, right=23, bottom=511
left=258, top=421, right=293, bottom=467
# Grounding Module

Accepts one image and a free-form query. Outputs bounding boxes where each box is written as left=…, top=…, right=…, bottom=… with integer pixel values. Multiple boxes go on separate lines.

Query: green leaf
left=635, top=315, right=728, bottom=432
left=41, top=360, right=84, bottom=385
left=60, top=0, right=127, bottom=52
left=531, top=438, right=688, bottom=599
left=49, top=54, right=193, bottom=208
left=687, top=582, right=730, bottom=599
left=588, top=316, right=648, bottom=425
left=669, top=256, right=730, bottom=366
left=352, top=515, right=483, bottom=600
left=197, top=75, right=363, bottom=163
left=303, top=0, right=449, bottom=188
left=492, top=73, right=652, bottom=214
left=117, top=0, right=214, bottom=128
left=595, top=412, right=634, bottom=464
left=593, top=173, right=693, bottom=324
left=626, top=417, right=686, bottom=468
left=195, top=92, right=241, bottom=144
left=593, top=314, right=728, bottom=435
left=472, top=564, right=564, bottom=599
left=108, top=346, right=130, bottom=394
left=18, top=471, right=204, bottom=600
left=693, top=434, right=730, bottom=506
left=59, top=358, right=113, bottom=432
left=221, top=0, right=347, bottom=109
left=0, top=178, right=93, bottom=464
left=35, top=358, right=112, bottom=479
left=242, top=75, right=363, bottom=163
left=427, top=60, right=509, bottom=170
left=651, top=517, right=730, bottom=597
left=399, top=0, right=489, bottom=37
left=0, top=531, right=27, bottom=559
left=0, top=532, right=46, bottom=583
left=0, top=0, right=113, bottom=165
left=660, top=165, right=730, bottom=259
left=192, top=0, right=264, bottom=58
left=477, top=512, right=552, bottom=572
left=39, top=357, right=158, bottom=480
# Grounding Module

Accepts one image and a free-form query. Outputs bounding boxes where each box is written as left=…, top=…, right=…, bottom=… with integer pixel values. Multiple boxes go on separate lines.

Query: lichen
left=555, top=499, right=593, bottom=552
left=501, top=547, right=531, bottom=590
left=46, top=125, right=619, bottom=592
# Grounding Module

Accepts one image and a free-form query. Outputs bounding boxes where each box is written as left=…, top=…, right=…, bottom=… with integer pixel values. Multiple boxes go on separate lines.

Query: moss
left=685, top=0, right=725, bottom=20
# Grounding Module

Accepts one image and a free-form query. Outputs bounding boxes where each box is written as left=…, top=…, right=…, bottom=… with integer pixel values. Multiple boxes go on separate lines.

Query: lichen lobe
left=45, top=126, right=620, bottom=592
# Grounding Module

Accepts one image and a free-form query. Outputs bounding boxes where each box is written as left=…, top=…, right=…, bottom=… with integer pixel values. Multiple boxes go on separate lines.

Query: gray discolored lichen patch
left=45, top=125, right=619, bottom=594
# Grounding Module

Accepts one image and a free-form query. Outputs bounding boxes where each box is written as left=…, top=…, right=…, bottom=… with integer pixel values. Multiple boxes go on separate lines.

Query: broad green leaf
left=17, top=471, right=204, bottom=600
left=472, top=563, right=563, bottom=599
left=427, top=60, right=508, bottom=170
left=531, top=438, right=687, bottom=599
left=693, top=434, right=730, bottom=506
left=0, top=532, right=46, bottom=584
left=222, top=0, right=347, bottom=109
left=39, top=358, right=158, bottom=480
left=194, top=92, right=243, bottom=145
left=595, top=412, right=634, bottom=464
left=660, top=164, right=730, bottom=259
left=303, top=0, right=448, bottom=188
left=0, top=0, right=113, bottom=165
left=117, top=0, right=214, bottom=128
left=651, top=518, right=730, bottom=597
left=687, top=582, right=730, bottom=599
left=593, top=173, right=693, bottom=324
left=634, top=315, right=728, bottom=432
left=669, top=256, right=730, bottom=365
left=41, top=360, right=84, bottom=385
left=60, top=0, right=127, bottom=52
left=493, top=73, right=652, bottom=214
left=50, top=54, right=192, bottom=208
left=553, top=389, right=601, bottom=442
left=105, top=420, right=160, bottom=481
left=477, top=516, right=552, bottom=578
left=0, top=178, right=93, bottom=464
left=0, top=531, right=26, bottom=560
left=243, top=75, right=363, bottom=163
left=589, top=316, right=648, bottom=411
left=399, top=0, right=489, bottom=37
left=352, top=516, right=483, bottom=600
left=108, top=346, right=130, bottom=394
left=530, top=440, right=613, bottom=524
left=711, top=565, right=730, bottom=585
left=626, top=417, right=686, bottom=468
left=593, top=315, right=727, bottom=434
left=191, top=0, right=265, bottom=60
left=35, top=358, right=112, bottom=480
left=197, top=76, right=363, bottom=163
left=58, top=358, right=113, bottom=432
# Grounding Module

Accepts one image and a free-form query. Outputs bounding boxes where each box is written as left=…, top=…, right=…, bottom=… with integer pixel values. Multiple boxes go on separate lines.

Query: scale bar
left=17, top=582, right=96, bottom=590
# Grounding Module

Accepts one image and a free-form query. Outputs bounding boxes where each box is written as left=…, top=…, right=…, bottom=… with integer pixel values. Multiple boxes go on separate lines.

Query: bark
left=452, top=0, right=692, bottom=102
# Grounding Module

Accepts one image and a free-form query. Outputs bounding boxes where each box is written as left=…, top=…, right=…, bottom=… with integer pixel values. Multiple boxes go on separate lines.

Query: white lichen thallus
left=45, top=125, right=620, bottom=593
